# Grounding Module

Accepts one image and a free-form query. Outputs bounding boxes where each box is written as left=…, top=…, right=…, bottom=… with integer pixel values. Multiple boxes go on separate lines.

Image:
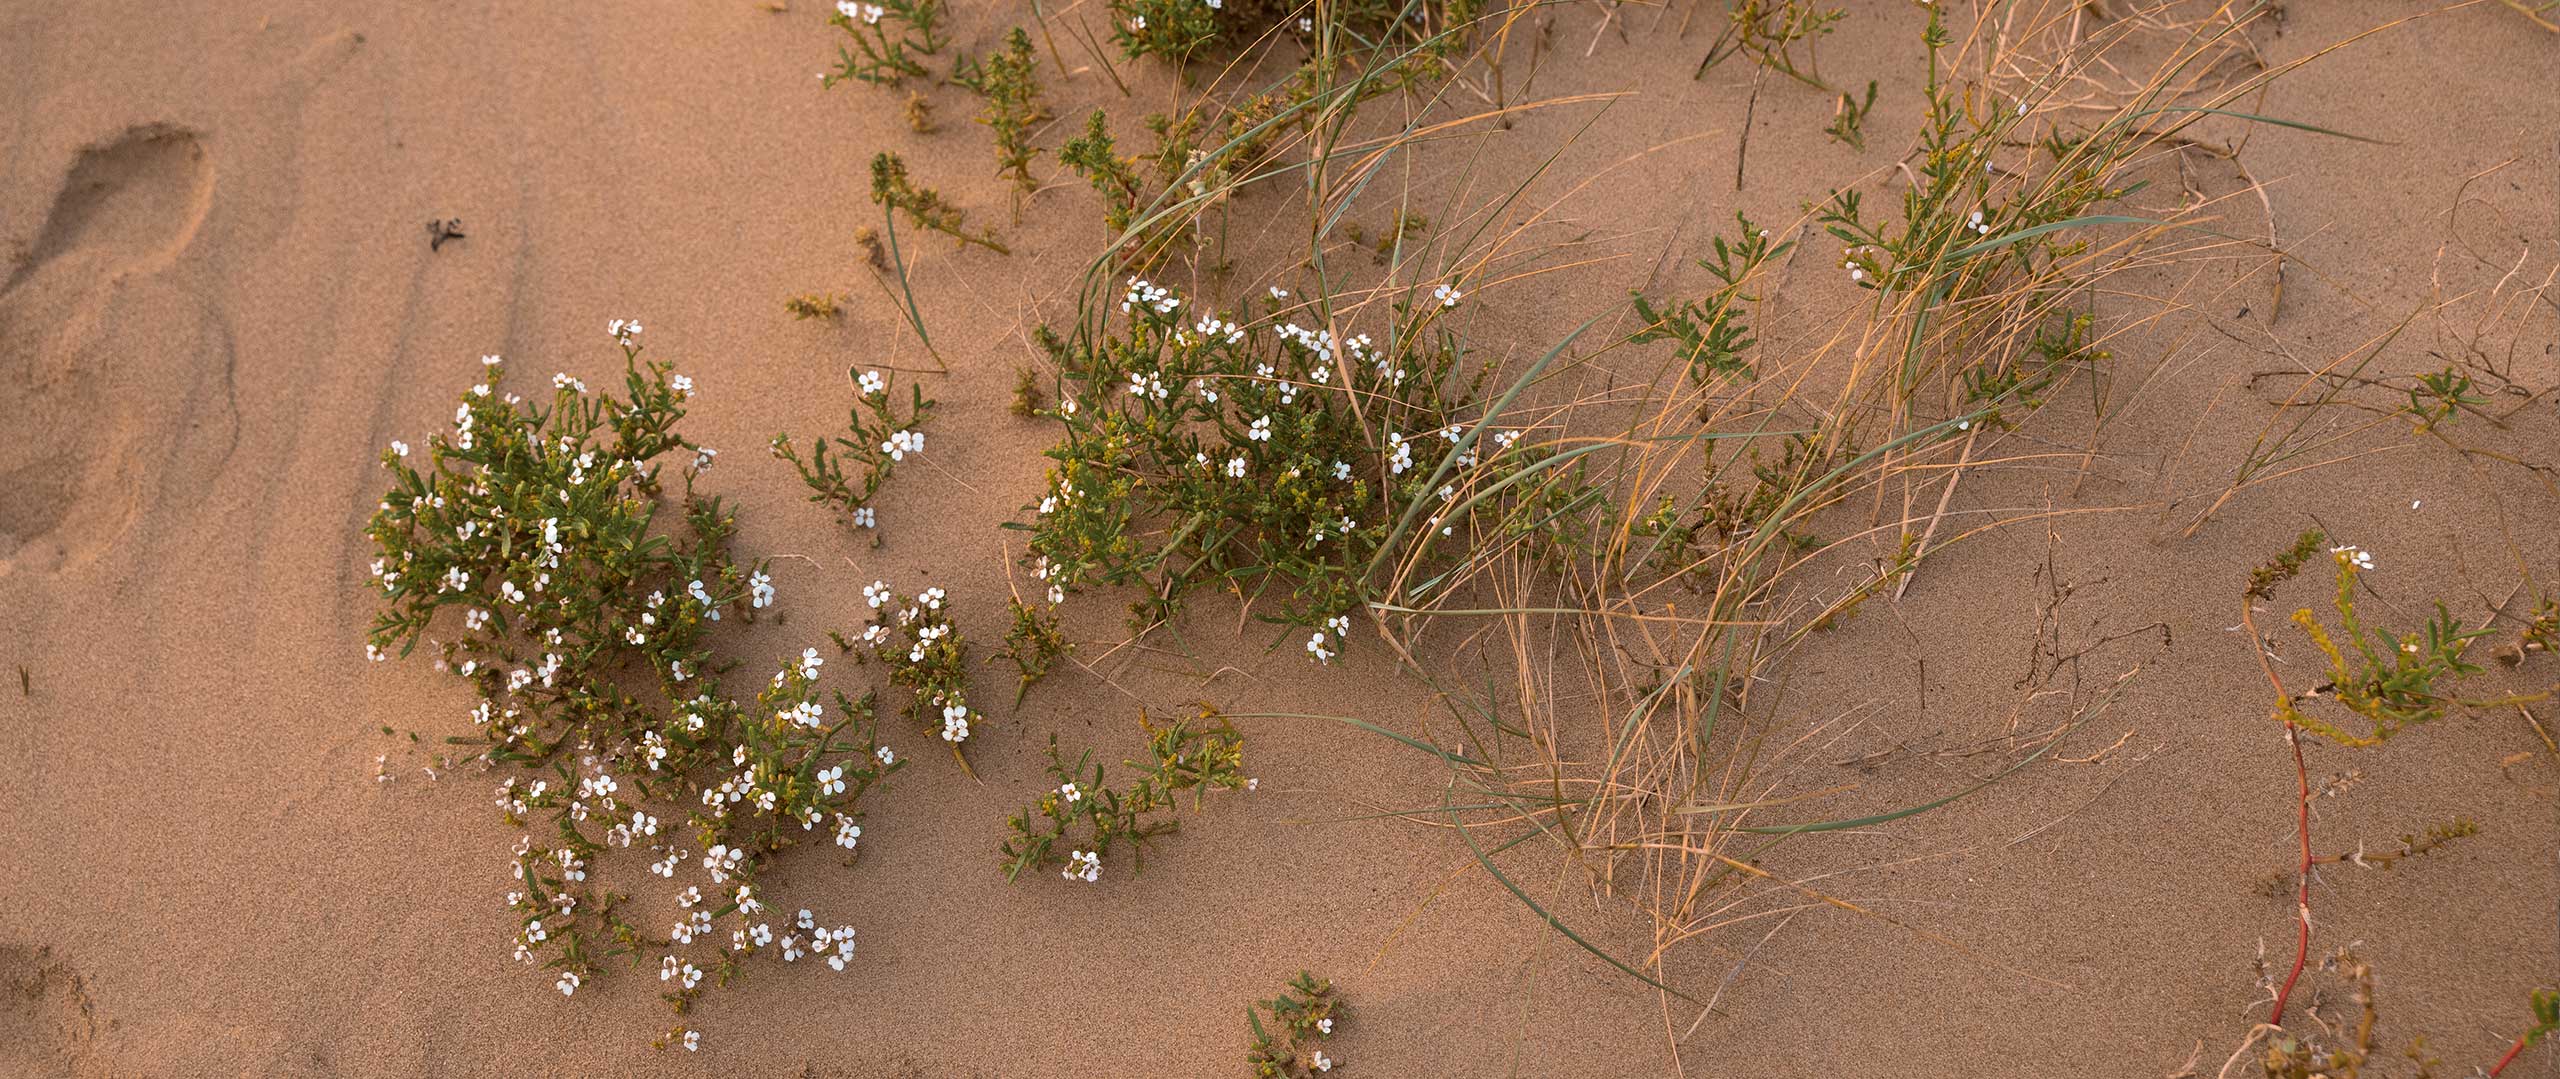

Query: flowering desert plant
left=998, top=708, right=1248, bottom=882
left=2277, top=545, right=2490, bottom=748
left=821, top=0, right=948, bottom=88
left=1016, top=276, right=1600, bottom=660
left=364, top=327, right=909, bottom=1051
left=843, top=578, right=979, bottom=759
left=1246, top=971, right=1345, bottom=1077
left=770, top=366, right=935, bottom=540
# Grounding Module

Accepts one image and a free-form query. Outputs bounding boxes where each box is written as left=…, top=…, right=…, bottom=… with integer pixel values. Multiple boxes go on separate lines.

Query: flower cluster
left=365, top=335, right=907, bottom=1050
left=771, top=367, right=935, bottom=543
left=998, top=708, right=1248, bottom=882
left=1021, top=277, right=1593, bottom=659
left=1246, top=971, right=1346, bottom=1078
left=845, top=580, right=979, bottom=754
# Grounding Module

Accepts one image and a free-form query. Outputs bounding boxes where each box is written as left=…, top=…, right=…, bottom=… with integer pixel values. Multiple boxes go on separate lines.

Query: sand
left=2, top=1, right=2555, bottom=1076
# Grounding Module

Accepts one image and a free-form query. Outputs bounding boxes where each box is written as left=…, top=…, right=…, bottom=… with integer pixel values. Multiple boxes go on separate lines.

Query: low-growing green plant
left=1246, top=971, right=1345, bottom=1077
left=996, top=591, right=1071, bottom=703
left=952, top=27, right=1048, bottom=193
left=2278, top=545, right=2489, bottom=748
left=843, top=578, right=979, bottom=762
left=2490, top=988, right=2560, bottom=1076
left=870, top=151, right=1009, bottom=254
left=2402, top=365, right=2482, bottom=432
left=1015, top=277, right=1599, bottom=655
left=770, top=366, right=935, bottom=540
left=783, top=292, right=845, bottom=320
left=363, top=325, right=907, bottom=1052
left=821, top=0, right=948, bottom=88
left=998, top=708, right=1248, bottom=882
left=1824, top=78, right=1877, bottom=149
left=1628, top=211, right=1790, bottom=385
left=1723, top=0, right=1845, bottom=91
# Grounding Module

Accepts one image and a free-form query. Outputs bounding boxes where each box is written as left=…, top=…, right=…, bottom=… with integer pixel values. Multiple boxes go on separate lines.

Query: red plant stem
left=2488, top=1034, right=2528, bottom=1077
left=2269, top=721, right=2312, bottom=1027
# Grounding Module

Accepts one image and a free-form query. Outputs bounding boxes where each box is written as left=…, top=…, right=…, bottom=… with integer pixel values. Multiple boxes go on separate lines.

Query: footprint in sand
left=0, top=944, right=105, bottom=1078
left=0, top=123, right=223, bottom=576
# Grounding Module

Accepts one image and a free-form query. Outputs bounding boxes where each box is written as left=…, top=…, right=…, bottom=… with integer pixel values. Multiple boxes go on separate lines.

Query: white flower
left=556, top=971, right=581, bottom=996
left=1225, top=456, right=1248, bottom=479
left=1306, top=631, right=1335, bottom=664
left=875, top=745, right=896, bottom=766
left=940, top=705, right=970, bottom=743
left=608, top=318, right=642, bottom=342
left=499, top=580, right=525, bottom=605
left=863, top=580, right=892, bottom=608
left=1064, top=849, right=1101, bottom=882
left=691, top=446, right=718, bottom=473
left=749, top=571, right=775, bottom=608
left=857, top=369, right=886, bottom=396
left=817, top=766, right=847, bottom=796
left=1433, top=283, right=1464, bottom=308
left=1248, top=415, right=1273, bottom=441
left=881, top=430, right=924, bottom=461
left=670, top=373, right=694, bottom=397
left=388, top=440, right=410, bottom=458
left=799, top=647, right=824, bottom=679
left=1313, top=1050, right=1334, bottom=1072
left=1318, top=1017, right=1333, bottom=1034
left=1059, top=782, right=1082, bottom=803
left=834, top=815, right=863, bottom=850
left=682, top=1030, right=700, bottom=1052
left=852, top=506, right=876, bottom=528
left=2331, top=545, right=2376, bottom=571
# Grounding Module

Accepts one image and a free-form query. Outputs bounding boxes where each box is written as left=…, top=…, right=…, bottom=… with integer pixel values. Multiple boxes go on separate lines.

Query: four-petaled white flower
left=1064, top=849, right=1101, bottom=882
left=882, top=430, right=924, bottom=461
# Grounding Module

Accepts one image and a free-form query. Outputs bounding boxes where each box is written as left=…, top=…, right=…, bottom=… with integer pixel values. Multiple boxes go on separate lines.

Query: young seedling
left=1824, top=79, right=1877, bottom=149
left=998, top=708, right=1247, bottom=882
left=770, top=367, right=935, bottom=541
left=1246, top=971, right=1346, bottom=1077
left=783, top=292, right=845, bottom=320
